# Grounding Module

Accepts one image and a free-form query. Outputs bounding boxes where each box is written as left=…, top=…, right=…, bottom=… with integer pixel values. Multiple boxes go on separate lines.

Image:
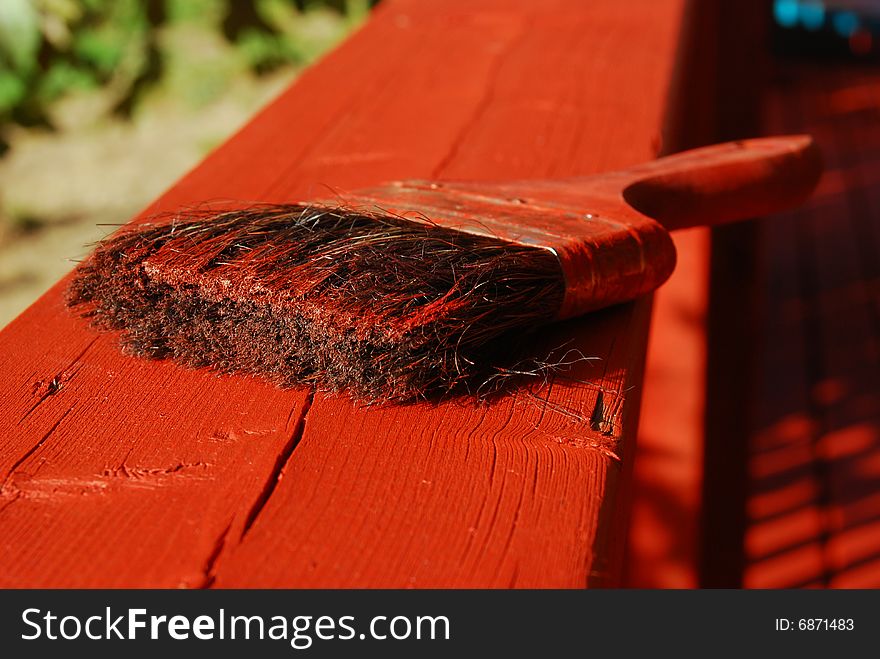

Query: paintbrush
left=67, top=135, right=821, bottom=401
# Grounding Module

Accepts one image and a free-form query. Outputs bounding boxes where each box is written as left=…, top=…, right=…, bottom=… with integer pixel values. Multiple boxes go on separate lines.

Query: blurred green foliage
left=0, top=0, right=370, bottom=131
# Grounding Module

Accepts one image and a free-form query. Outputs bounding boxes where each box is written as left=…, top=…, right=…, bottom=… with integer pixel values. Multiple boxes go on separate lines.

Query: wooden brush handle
left=414, top=135, right=822, bottom=232
left=349, top=135, right=822, bottom=321
left=617, top=135, right=822, bottom=231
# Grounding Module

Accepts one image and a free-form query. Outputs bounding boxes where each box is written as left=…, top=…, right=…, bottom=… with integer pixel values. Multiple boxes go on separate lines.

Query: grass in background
left=0, top=0, right=369, bottom=328
left=0, top=0, right=369, bottom=132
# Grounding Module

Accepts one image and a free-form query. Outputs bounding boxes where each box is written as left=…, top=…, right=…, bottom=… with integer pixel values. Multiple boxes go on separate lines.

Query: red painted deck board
left=212, top=304, right=653, bottom=588
left=0, top=0, right=694, bottom=587
left=745, top=63, right=880, bottom=588
left=0, top=287, right=309, bottom=587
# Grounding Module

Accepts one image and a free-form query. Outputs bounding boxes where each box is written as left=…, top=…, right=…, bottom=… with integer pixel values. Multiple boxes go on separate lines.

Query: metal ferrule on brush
left=346, top=181, right=678, bottom=320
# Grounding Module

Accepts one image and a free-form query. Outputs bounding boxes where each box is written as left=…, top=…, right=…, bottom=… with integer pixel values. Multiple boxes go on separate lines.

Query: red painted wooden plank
left=626, top=0, right=770, bottom=587
left=745, top=64, right=880, bottom=588
left=804, top=102, right=880, bottom=588
left=211, top=303, right=652, bottom=588
left=745, top=73, right=829, bottom=589
left=209, top=0, right=693, bottom=588
left=0, top=0, right=693, bottom=587
left=0, top=287, right=308, bottom=587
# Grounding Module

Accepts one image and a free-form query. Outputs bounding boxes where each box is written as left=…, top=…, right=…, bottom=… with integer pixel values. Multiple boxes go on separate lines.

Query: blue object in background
left=772, top=0, right=880, bottom=58
left=774, top=0, right=801, bottom=27
left=832, top=11, right=860, bottom=36
left=799, top=1, right=827, bottom=30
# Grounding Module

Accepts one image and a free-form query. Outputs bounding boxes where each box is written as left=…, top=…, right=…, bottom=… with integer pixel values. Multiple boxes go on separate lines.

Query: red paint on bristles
left=67, top=204, right=569, bottom=401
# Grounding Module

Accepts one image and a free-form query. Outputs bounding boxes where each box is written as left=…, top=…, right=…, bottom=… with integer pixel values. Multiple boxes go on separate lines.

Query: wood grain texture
left=0, top=288, right=309, bottom=587
left=0, top=0, right=693, bottom=587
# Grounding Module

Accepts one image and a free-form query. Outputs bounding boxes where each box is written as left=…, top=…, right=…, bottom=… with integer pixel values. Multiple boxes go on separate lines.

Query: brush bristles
left=67, top=204, right=566, bottom=401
